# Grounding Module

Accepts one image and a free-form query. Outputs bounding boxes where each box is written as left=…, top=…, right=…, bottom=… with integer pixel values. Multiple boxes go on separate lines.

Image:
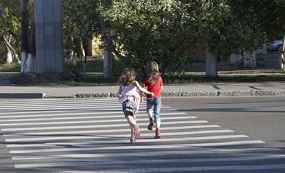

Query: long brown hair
left=147, top=61, right=160, bottom=84
left=118, top=68, right=137, bottom=86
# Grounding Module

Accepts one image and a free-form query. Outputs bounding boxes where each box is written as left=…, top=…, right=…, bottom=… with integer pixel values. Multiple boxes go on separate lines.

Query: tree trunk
left=6, top=51, right=13, bottom=63
left=100, top=18, right=114, bottom=78
left=21, top=0, right=29, bottom=73
left=3, top=35, right=16, bottom=63
left=281, top=35, right=285, bottom=69
left=27, top=15, right=37, bottom=73
left=26, top=54, right=36, bottom=73
left=21, top=52, right=28, bottom=73
left=205, top=46, right=217, bottom=77
left=82, top=41, right=87, bottom=80
left=244, top=51, right=256, bottom=68
left=15, top=54, right=21, bottom=63
left=103, top=39, right=112, bottom=78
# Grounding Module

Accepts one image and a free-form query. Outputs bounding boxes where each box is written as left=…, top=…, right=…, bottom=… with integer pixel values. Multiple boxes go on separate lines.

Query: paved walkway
left=1, top=71, right=285, bottom=98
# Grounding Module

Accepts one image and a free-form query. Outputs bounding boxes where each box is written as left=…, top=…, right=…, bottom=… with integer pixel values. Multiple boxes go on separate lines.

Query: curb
left=161, top=90, right=285, bottom=97
left=0, top=93, right=45, bottom=98
left=2, top=90, right=285, bottom=99
left=45, top=90, right=285, bottom=98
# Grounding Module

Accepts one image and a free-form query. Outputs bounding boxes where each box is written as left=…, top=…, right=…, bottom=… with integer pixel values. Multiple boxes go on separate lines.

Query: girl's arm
left=117, top=85, right=123, bottom=98
left=134, top=81, right=154, bottom=96
left=160, top=77, right=164, bottom=90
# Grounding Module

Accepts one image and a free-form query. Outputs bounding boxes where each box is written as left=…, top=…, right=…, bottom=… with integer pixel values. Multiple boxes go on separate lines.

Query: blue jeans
left=146, top=97, right=162, bottom=123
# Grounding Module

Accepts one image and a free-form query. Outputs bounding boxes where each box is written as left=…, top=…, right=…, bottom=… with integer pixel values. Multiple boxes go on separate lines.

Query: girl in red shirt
left=143, top=61, right=164, bottom=138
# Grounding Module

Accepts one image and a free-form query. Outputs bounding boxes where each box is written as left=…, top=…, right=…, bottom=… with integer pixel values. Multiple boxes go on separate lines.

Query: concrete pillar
left=34, top=0, right=64, bottom=73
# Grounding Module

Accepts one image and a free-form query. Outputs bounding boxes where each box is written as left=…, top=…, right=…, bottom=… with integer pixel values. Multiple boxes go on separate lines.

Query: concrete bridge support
left=34, top=0, right=64, bottom=73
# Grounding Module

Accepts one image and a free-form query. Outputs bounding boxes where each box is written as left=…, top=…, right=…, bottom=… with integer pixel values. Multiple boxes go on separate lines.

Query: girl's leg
left=133, top=114, right=140, bottom=138
left=126, top=114, right=140, bottom=140
left=153, top=97, right=162, bottom=138
left=130, top=126, right=135, bottom=143
left=146, top=98, right=154, bottom=130
left=147, top=110, right=154, bottom=130
left=153, top=97, right=161, bottom=127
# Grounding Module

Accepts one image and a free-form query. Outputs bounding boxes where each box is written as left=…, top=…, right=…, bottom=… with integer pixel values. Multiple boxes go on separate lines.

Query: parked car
left=267, top=40, right=283, bottom=51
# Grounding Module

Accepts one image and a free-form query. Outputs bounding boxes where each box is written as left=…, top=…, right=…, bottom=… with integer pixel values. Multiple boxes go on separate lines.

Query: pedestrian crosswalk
left=0, top=98, right=285, bottom=172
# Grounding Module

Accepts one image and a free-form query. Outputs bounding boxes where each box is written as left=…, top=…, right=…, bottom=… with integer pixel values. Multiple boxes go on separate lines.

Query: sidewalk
left=1, top=71, right=285, bottom=98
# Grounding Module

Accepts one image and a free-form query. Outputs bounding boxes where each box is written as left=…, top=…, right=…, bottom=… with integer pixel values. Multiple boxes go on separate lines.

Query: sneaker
left=154, top=134, right=160, bottom=139
left=154, top=128, right=160, bottom=138
left=147, top=122, right=154, bottom=130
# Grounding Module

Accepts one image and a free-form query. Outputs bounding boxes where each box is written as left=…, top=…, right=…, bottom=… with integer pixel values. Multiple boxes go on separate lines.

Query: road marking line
left=0, top=111, right=183, bottom=119
left=0, top=115, right=194, bottom=125
left=0, top=105, right=122, bottom=111
left=0, top=101, right=120, bottom=107
left=6, top=133, right=240, bottom=143
left=7, top=134, right=243, bottom=146
left=4, top=125, right=220, bottom=137
left=5, top=128, right=228, bottom=138
left=14, top=156, right=285, bottom=169
left=0, top=110, right=121, bottom=117
left=9, top=140, right=265, bottom=154
left=0, top=99, right=136, bottom=104
left=7, top=130, right=233, bottom=148
left=11, top=147, right=282, bottom=160
left=0, top=98, right=118, bottom=105
left=3, top=125, right=221, bottom=140
left=53, top=164, right=285, bottom=172
left=0, top=103, right=123, bottom=108
left=1, top=120, right=208, bottom=131
left=0, top=103, right=170, bottom=111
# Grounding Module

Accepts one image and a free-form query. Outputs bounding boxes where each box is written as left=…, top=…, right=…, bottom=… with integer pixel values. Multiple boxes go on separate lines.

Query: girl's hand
left=150, top=92, right=154, bottom=97
left=117, top=94, right=122, bottom=99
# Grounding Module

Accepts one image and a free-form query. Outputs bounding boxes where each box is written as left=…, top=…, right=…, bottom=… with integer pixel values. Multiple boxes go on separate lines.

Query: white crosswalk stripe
left=0, top=98, right=284, bottom=172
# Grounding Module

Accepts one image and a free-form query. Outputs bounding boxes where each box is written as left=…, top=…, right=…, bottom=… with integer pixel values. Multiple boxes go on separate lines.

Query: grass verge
left=1, top=60, right=285, bottom=86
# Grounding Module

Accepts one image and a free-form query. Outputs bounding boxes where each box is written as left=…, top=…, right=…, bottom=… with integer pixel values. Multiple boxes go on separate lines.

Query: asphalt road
left=0, top=97, right=285, bottom=173
left=163, top=96, right=285, bottom=149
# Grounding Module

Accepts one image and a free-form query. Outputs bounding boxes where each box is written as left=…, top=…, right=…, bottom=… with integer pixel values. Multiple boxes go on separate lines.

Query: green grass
left=82, top=56, right=104, bottom=72
left=83, top=74, right=118, bottom=84
left=73, top=56, right=118, bottom=84
left=0, top=63, right=21, bottom=72
left=164, top=74, right=285, bottom=83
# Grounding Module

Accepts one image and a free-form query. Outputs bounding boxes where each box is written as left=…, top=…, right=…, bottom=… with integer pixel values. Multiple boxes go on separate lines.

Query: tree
left=0, top=0, right=40, bottom=73
left=197, top=0, right=269, bottom=76
left=248, top=0, right=285, bottom=40
left=21, top=0, right=29, bottom=73
left=3, top=0, right=284, bottom=79
left=101, top=0, right=201, bottom=78
left=0, top=0, right=21, bottom=63
left=56, top=0, right=285, bottom=80
left=62, top=0, right=105, bottom=78
left=243, top=0, right=285, bottom=69
left=101, top=0, right=263, bottom=77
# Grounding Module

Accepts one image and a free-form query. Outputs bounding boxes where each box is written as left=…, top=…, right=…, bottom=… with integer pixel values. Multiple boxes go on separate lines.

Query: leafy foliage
left=1, top=0, right=285, bottom=80
left=101, top=0, right=199, bottom=76
left=0, top=0, right=22, bottom=61
left=248, top=0, right=285, bottom=40
left=62, top=0, right=102, bottom=58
